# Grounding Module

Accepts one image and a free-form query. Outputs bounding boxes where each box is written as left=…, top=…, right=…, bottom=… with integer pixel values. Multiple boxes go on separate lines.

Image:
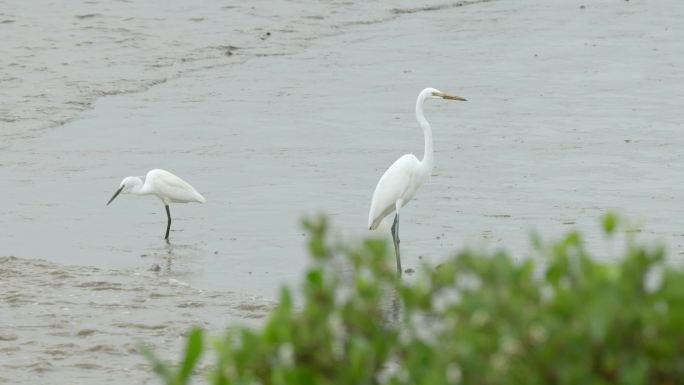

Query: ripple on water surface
left=0, top=256, right=274, bottom=385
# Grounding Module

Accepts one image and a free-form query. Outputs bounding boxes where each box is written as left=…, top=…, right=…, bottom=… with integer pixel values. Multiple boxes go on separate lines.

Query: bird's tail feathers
left=369, top=216, right=392, bottom=232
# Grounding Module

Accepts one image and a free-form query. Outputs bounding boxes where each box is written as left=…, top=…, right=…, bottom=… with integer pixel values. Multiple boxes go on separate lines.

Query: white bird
left=368, top=88, right=466, bottom=276
left=107, top=169, right=206, bottom=240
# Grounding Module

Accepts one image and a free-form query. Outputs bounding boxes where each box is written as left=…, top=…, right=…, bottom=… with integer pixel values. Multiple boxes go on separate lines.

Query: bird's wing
left=368, top=154, right=420, bottom=230
left=148, top=169, right=205, bottom=204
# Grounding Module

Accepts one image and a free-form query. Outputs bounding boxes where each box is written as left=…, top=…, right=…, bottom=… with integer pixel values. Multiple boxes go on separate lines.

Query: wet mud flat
left=2, top=0, right=684, bottom=296
left=0, top=256, right=274, bottom=384
left=0, top=0, right=490, bottom=148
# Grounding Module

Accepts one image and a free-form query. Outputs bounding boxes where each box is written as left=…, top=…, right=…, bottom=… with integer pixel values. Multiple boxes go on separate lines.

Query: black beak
left=107, top=186, right=124, bottom=206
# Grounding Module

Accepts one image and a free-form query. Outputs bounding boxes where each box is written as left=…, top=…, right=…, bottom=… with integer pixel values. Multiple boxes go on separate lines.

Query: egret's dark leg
left=391, top=213, right=402, bottom=276
left=164, top=205, right=171, bottom=240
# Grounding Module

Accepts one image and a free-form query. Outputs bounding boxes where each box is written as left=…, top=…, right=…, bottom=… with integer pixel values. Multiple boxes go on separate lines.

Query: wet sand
left=0, top=0, right=488, bottom=147
left=2, top=0, right=684, bottom=383
left=0, top=256, right=273, bottom=384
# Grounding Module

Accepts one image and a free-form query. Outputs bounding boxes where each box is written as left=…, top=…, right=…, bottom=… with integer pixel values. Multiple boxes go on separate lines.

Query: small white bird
left=368, top=88, right=466, bottom=276
left=107, top=169, right=206, bottom=240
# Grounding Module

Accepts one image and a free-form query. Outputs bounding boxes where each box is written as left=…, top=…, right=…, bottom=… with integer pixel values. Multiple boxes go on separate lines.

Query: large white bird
left=368, top=88, right=466, bottom=276
left=107, top=169, right=206, bottom=240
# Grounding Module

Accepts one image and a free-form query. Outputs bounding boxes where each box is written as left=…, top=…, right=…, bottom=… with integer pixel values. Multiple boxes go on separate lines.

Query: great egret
left=368, top=88, right=466, bottom=276
left=107, top=169, right=206, bottom=240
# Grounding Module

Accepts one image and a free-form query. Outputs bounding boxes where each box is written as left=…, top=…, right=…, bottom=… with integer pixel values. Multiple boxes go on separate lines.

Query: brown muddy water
left=0, top=255, right=273, bottom=384
left=2, top=0, right=684, bottom=383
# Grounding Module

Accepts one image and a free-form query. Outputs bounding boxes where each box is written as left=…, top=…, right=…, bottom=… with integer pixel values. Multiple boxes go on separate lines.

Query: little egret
left=368, top=88, right=466, bottom=276
left=107, top=169, right=206, bottom=240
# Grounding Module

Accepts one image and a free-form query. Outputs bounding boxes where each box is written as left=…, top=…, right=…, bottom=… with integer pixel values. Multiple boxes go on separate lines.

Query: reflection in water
left=143, top=239, right=204, bottom=280
left=390, top=289, right=401, bottom=324
left=163, top=241, right=175, bottom=273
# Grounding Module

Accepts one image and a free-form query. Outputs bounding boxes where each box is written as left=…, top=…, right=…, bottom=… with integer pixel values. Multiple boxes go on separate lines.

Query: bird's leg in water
left=164, top=205, right=171, bottom=241
left=391, top=288, right=401, bottom=322
left=391, top=213, right=402, bottom=276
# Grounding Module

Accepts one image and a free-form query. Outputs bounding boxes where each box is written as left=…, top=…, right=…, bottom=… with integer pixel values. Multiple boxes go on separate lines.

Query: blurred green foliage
left=143, top=213, right=684, bottom=384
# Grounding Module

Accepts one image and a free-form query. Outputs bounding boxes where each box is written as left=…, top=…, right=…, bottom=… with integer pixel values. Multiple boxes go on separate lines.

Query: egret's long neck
left=416, top=94, right=434, bottom=172
left=130, top=177, right=147, bottom=195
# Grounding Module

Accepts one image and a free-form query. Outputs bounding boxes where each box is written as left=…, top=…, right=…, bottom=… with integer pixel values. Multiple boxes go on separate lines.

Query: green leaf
left=139, top=344, right=175, bottom=384
left=143, top=214, right=684, bottom=385
left=602, top=212, right=617, bottom=235
left=178, top=327, right=204, bottom=384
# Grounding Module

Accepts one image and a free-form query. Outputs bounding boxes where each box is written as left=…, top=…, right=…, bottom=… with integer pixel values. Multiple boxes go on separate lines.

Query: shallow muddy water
left=0, top=256, right=273, bottom=384
left=2, top=0, right=684, bottom=383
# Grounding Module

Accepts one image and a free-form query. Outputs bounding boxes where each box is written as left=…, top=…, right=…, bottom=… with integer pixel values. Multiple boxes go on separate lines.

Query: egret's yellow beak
left=432, top=91, right=467, bottom=101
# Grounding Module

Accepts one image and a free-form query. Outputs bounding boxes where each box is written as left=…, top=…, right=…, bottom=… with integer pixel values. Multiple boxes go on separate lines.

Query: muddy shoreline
left=0, top=256, right=273, bottom=384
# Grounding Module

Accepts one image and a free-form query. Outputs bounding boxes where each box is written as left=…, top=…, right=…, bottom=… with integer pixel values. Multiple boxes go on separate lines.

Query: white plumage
left=107, top=169, right=205, bottom=240
left=368, top=88, right=466, bottom=276
left=143, top=169, right=206, bottom=205
left=368, top=154, right=424, bottom=231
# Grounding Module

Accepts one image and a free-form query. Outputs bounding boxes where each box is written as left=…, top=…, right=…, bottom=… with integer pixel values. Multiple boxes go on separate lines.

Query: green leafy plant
left=141, top=328, right=203, bottom=385
left=142, top=213, right=684, bottom=384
